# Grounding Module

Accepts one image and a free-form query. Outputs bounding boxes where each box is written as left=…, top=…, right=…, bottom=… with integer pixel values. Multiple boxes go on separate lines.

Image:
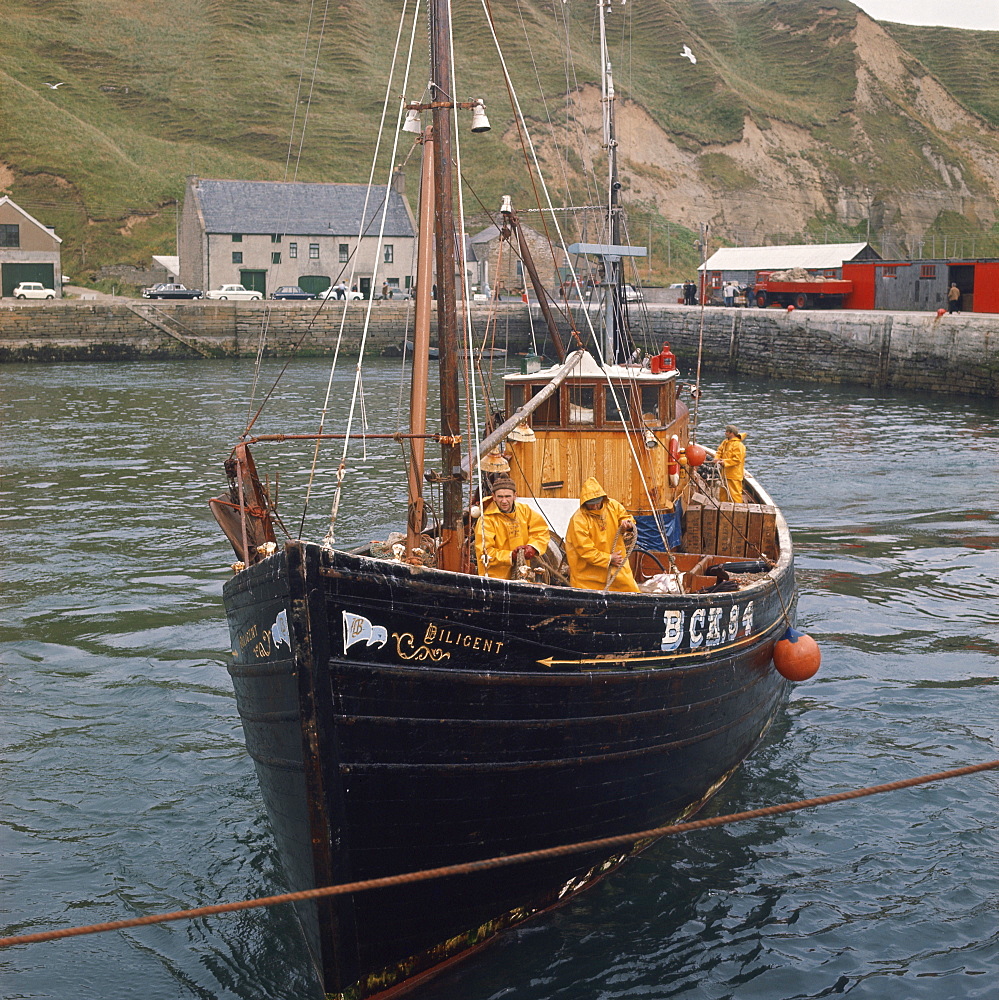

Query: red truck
left=753, top=271, right=853, bottom=309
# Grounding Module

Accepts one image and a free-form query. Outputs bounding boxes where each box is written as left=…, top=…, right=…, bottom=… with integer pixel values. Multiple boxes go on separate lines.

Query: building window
left=231, top=234, right=242, bottom=242
left=272, top=252, right=281, bottom=264
left=384, top=244, right=394, bottom=263
left=920, top=264, right=936, bottom=279
left=0, top=224, right=20, bottom=248
left=883, top=266, right=897, bottom=278
left=232, top=251, right=243, bottom=264
left=310, top=244, right=320, bottom=259
left=271, top=234, right=282, bottom=243
left=289, top=242, right=298, bottom=259
left=339, top=243, right=349, bottom=262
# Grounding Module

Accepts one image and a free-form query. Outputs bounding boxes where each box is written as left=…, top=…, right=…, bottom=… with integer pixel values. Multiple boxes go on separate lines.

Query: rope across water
left=2, top=760, right=995, bottom=950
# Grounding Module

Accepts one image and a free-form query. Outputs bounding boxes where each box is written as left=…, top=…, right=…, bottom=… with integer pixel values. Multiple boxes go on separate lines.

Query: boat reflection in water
left=210, top=2, right=812, bottom=996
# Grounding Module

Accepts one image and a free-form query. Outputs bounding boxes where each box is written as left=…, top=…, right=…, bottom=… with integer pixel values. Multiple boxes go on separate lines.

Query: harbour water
left=2, top=358, right=996, bottom=1000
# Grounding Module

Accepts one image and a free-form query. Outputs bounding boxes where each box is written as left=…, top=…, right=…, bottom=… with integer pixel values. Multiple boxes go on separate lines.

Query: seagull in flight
left=681, top=45, right=696, bottom=64
left=44, top=82, right=66, bottom=89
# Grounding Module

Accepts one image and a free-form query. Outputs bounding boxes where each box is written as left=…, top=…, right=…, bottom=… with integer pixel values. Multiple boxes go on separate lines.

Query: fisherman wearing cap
left=715, top=424, right=747, bottom=503
left=475, top=477, right=550, bottom=580
left=565, top=477, right=640, bottom=592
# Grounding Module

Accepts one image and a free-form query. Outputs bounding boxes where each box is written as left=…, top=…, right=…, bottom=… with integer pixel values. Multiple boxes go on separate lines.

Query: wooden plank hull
left=223, top=529, right=796, bottom=998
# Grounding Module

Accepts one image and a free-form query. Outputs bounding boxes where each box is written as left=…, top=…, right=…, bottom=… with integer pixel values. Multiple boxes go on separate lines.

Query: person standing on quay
left=948, top=283, right=961, bottom=313
left=715, top=424, right=747, bottom=504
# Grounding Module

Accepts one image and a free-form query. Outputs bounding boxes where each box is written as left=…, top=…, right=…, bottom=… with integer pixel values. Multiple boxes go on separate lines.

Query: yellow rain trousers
left=565, top=477, right=640, bottom=593
left=715, top=433, right=746, bottom=504
left=475, top=499, right=550, bottom=579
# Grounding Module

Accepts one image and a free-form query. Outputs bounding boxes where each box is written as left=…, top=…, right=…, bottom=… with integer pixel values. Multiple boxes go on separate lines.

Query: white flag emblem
left=343, top=611, right=388, bottom=652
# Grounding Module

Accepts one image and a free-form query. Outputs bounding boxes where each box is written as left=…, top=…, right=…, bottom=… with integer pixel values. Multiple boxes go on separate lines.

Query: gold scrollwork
left=392, top=632, right=452, bottom=661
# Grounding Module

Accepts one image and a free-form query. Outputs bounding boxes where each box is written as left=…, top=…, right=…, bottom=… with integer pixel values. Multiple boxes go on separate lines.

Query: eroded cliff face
left=528, top=15, right=999, bottom=243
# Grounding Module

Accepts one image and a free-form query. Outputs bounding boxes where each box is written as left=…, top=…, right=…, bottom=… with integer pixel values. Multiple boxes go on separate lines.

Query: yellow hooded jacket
left=715, top=433, right=747, bottom=503
left=475, top=498, right=550, bottom=579
left=565, top=477, right=640, bottom=593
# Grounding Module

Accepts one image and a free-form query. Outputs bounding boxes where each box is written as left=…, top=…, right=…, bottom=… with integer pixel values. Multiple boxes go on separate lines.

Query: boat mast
left=599, top=0, right=621, bottom=254
left=406, top=128, right=437, bottom=556
left=429, top=0, right=464, bottom=571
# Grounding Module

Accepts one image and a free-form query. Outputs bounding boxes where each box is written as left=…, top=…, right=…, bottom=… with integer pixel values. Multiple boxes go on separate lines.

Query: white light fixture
left=508, top=422, right=536, bottom=443
left=470, top=99, right=490, bottom=133
left=480, top=448, right=510, bottom=473
left=500, top=194, right=513, bottom=214
left=402, top=108, right=423, bottom=134
left=644, top=429, right=659, bottom=450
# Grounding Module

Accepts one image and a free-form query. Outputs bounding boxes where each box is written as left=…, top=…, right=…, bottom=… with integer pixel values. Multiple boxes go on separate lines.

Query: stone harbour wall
left=0, top=299, right=995, bottom=397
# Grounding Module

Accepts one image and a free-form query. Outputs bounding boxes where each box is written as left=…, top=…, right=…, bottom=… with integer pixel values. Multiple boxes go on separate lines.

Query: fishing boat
left=210, top=2, right=811, bottom=996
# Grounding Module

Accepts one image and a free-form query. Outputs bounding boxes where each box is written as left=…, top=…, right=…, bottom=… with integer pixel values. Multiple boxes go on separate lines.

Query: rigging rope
left=3, top=760, right=995, bottom=950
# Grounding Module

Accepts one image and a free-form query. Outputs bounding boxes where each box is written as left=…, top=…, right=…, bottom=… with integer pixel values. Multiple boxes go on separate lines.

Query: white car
left=204, top=284, right=263, bottom=301
left=318, top=286, right=364, bottom=300
left=13, top=281, right=56, bottom=300
left=622, top=283, right=644, bottom=302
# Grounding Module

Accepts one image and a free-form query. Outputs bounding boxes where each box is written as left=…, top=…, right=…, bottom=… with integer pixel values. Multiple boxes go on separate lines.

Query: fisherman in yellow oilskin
left=715, top=423, right=747, bottom=503
left=475, top=477, right=550, bottom=580
left=565, top=477, right=640, bottom=593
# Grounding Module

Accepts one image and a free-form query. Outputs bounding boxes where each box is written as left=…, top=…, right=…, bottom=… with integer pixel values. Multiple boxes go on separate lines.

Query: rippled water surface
left=2, top=359, right=997, bottom=1000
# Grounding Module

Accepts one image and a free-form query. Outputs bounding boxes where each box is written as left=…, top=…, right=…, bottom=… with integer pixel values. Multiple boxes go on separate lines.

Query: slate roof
left=700, top=242, right=878, bottom=272
left=190, top=179, right=414, bottom=238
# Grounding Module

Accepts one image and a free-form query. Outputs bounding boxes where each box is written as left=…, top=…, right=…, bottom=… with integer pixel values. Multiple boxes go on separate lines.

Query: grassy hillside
left=2, top=0, right=998, bottom=283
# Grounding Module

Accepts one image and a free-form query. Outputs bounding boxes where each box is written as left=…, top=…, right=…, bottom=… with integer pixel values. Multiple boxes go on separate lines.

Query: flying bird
left=44, top=82, right=66, bottom=89
left=681, top=45, right=696, bottom=64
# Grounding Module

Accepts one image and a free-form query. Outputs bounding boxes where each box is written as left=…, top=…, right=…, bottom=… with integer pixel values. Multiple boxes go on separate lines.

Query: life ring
left=668, top=435, right=680, bottom=487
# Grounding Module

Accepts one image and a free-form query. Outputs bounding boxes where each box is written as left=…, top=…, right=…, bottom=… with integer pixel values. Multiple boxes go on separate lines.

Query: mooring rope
left=2, top=760, right=995, bottom=950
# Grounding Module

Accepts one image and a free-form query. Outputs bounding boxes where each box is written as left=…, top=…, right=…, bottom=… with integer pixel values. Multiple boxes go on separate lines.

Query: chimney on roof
left=392, top=167, right=405, bottom=199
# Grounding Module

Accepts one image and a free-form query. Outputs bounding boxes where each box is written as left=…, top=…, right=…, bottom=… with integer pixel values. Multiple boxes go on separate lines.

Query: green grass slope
left=1, top=0, right=997, bottom=280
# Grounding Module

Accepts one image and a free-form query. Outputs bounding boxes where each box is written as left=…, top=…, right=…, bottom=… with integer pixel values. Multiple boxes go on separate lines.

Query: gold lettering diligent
left=419, top=622, right=504, bottom=656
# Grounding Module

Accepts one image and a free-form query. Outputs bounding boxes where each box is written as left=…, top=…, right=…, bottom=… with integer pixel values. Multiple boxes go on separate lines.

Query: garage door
left=2, top=262, right=55, bottom=297
left=239, top=270, right=267, bottom=295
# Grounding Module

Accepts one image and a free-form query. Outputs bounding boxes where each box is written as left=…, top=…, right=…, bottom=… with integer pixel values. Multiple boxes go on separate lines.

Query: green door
left=239, top=269, right=267, bottom=295
left=3, top=262, right=55, bottom=297
left=298, top=274, right=330, bottom=295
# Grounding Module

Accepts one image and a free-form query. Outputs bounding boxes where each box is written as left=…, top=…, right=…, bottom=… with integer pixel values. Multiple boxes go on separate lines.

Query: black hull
left=224, top=536, right=795, bottom=998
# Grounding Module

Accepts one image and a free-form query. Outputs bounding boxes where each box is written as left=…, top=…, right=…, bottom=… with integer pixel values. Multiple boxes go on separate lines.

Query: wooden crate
left=682, top=494, right=778, bottom=559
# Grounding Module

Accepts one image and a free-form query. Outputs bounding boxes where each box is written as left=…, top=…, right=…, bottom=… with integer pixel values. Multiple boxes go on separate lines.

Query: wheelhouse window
left=0, top=224, right=20, bottom=248
left=310, top=244, right=320, bottom=259
left=604, top=383, right=631, bottom=423
left=530, top=385, right=561, bottom=427
left=568, top=385, right=594, bottom=424
left=506, top=383, right=527, bottom=413
left=640, top=385, right=660, bottom=423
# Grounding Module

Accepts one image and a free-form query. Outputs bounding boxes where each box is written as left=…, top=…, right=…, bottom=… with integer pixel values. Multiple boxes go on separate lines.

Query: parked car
left=317, top=286, right=364, bottom=300
left=271, top=285, right=316, bottom=300
left=13, top=281, right=56, bottom=300
left=622, top=283, right=644, bottom=303
left=142, top=283, right=203, bottom=299
left=205, top=284, right=264, bottom=301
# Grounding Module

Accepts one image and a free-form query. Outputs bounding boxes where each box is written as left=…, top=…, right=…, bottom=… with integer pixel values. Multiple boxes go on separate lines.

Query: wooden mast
left=429, top=0, right=463, bottom=571
left=406, top=128, right=437, bottom=555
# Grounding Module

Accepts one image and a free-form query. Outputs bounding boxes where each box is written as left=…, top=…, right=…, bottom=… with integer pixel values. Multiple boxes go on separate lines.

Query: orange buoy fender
left=936, top=308, right=946, bottom=318
left=685, top=442, right=707, bottom=467
left=668, top=435, right=680, bottom=487
left=773, top=627, right=821, bottom=681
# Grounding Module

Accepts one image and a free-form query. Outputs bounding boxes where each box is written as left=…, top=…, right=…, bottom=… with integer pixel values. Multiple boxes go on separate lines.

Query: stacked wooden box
left=681, top=493, right=778, bottom=560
